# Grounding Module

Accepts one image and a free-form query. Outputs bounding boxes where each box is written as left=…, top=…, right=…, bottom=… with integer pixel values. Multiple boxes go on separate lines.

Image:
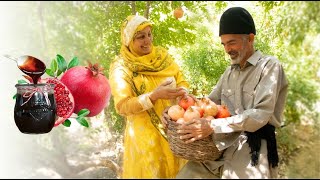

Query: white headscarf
left=122, top=15, right=150, bottom=47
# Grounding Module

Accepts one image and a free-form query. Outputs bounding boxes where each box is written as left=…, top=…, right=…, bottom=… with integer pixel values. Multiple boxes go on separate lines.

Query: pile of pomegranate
left=167, top=95, right=231, bottom=123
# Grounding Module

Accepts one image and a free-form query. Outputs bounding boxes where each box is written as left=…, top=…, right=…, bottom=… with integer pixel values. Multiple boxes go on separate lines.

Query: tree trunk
left=131, top=1, right=136, bottom=15
left=38, top=1, right=47, bottom=50
left=144, top=1, right=151, bottom=19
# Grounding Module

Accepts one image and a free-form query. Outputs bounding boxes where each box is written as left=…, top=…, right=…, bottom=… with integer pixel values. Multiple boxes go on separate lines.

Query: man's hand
left=176, top=118, right=214, bottom=144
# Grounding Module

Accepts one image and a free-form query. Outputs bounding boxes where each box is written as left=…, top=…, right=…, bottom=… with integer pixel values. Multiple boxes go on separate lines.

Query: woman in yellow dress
left=109, top=15, right=189, bottom=178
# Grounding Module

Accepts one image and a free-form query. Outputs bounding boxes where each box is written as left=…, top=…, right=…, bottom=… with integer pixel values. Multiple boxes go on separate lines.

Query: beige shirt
left=208, top=50, right=288, bottom=151
left=176, top=50, right=288, bottom=179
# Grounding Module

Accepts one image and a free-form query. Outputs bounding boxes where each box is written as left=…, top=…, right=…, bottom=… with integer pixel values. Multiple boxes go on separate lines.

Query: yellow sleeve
left=109, top=64, right=153, bottom=117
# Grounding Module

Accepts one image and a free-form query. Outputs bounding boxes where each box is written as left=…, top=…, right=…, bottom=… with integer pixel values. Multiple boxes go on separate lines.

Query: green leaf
left=77, top=109, right=90, bottom=117
left=46, top=69, right=55, bottom=77
left=56, top=54, right=67, bottom=73
left=13, top=94, right=17, bottom=99
left=56, top=69, right=63, bottom=77
left=62, top=119, right=71, bottom=127
left=76, top=116, right=89, bottom=127
left=18, top=79, right=28, bottom=84
left=50, top=58, right=58, bottom=72
left=67, top=57, right=79, bottom=69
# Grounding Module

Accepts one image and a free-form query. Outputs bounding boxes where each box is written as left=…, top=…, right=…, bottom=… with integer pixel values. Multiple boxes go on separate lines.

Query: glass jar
left=14, top=83, right=56, bottom=134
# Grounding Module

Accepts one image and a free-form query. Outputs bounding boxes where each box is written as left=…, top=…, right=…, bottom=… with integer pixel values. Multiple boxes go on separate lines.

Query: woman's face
left=132, top=26, right=153, bottom=56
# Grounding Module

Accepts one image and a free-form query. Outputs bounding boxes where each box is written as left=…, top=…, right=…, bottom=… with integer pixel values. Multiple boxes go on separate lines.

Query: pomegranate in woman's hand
left=178, top=95, right=195, bottom=110
left=60, top=63, right=111, bottom=117
left=168, top=105, right=185, bottom=121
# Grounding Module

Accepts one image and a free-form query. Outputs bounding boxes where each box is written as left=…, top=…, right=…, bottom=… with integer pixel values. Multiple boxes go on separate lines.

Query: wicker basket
left=163, top=108, right=222, bottom=162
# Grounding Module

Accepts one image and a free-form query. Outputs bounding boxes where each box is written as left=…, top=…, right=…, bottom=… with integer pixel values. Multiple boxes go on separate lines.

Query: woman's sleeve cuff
left=138, top=93, right=154, bottom=111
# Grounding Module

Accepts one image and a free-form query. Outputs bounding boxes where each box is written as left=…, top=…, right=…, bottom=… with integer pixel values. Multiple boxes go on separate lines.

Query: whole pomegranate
left=173, top=7, right=184, bottom=19
left=196, top=97, right=212, bottom=107
left=201, top=100, right=218, bottom=117
left=215, top=105, right=231, bottom=118
left=168, top=105, right=185, bottom=121
left=178, top=95, right=195, bottom=110
left=193, top=105, right=204, bottom=118
left=183, top=106, right=201, bottom=122
left=195, top=97, right=218, bottom=118
left=60, top=63, right=111, bottom=117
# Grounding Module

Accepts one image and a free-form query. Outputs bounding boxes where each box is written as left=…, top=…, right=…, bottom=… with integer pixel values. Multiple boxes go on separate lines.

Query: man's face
left=220, top=34, right=250, bottom=65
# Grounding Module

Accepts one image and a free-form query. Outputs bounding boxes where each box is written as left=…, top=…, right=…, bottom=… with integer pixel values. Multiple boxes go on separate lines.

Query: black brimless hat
left=219, top=7, right=256, bottom=36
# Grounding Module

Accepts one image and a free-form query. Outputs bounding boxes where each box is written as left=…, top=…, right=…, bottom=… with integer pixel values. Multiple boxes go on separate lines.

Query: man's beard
left=231, top=56, right=241, bottom=65
left=229, top=48, right=247, bottom=65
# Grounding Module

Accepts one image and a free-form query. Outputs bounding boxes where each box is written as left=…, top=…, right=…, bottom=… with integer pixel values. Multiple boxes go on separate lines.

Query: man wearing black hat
left=175, top=7, right=288, bottom=178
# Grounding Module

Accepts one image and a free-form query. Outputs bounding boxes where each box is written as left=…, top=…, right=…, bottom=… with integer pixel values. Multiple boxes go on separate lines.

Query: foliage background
left=1, top=1, right=319, bottom=178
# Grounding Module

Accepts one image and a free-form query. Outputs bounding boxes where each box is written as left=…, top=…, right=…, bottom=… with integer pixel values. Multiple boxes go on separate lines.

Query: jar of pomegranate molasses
left=14, top=83, right=56, bottom=134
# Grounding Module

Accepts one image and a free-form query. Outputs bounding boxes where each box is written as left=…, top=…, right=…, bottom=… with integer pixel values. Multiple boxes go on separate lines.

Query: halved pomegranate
left=44, top=78, right=75, bottom=126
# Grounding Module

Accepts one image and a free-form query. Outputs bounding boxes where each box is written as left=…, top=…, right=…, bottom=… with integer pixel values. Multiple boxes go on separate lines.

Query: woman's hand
left=149, top=79, right=187, bottom=104
left=176, top=93, right=198, bottom=104
left=176, top=118, right=214, bottom=143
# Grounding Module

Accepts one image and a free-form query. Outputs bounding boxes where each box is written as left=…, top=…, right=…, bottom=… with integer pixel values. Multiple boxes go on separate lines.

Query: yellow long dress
left=109, top=46, right=189, bottom=178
